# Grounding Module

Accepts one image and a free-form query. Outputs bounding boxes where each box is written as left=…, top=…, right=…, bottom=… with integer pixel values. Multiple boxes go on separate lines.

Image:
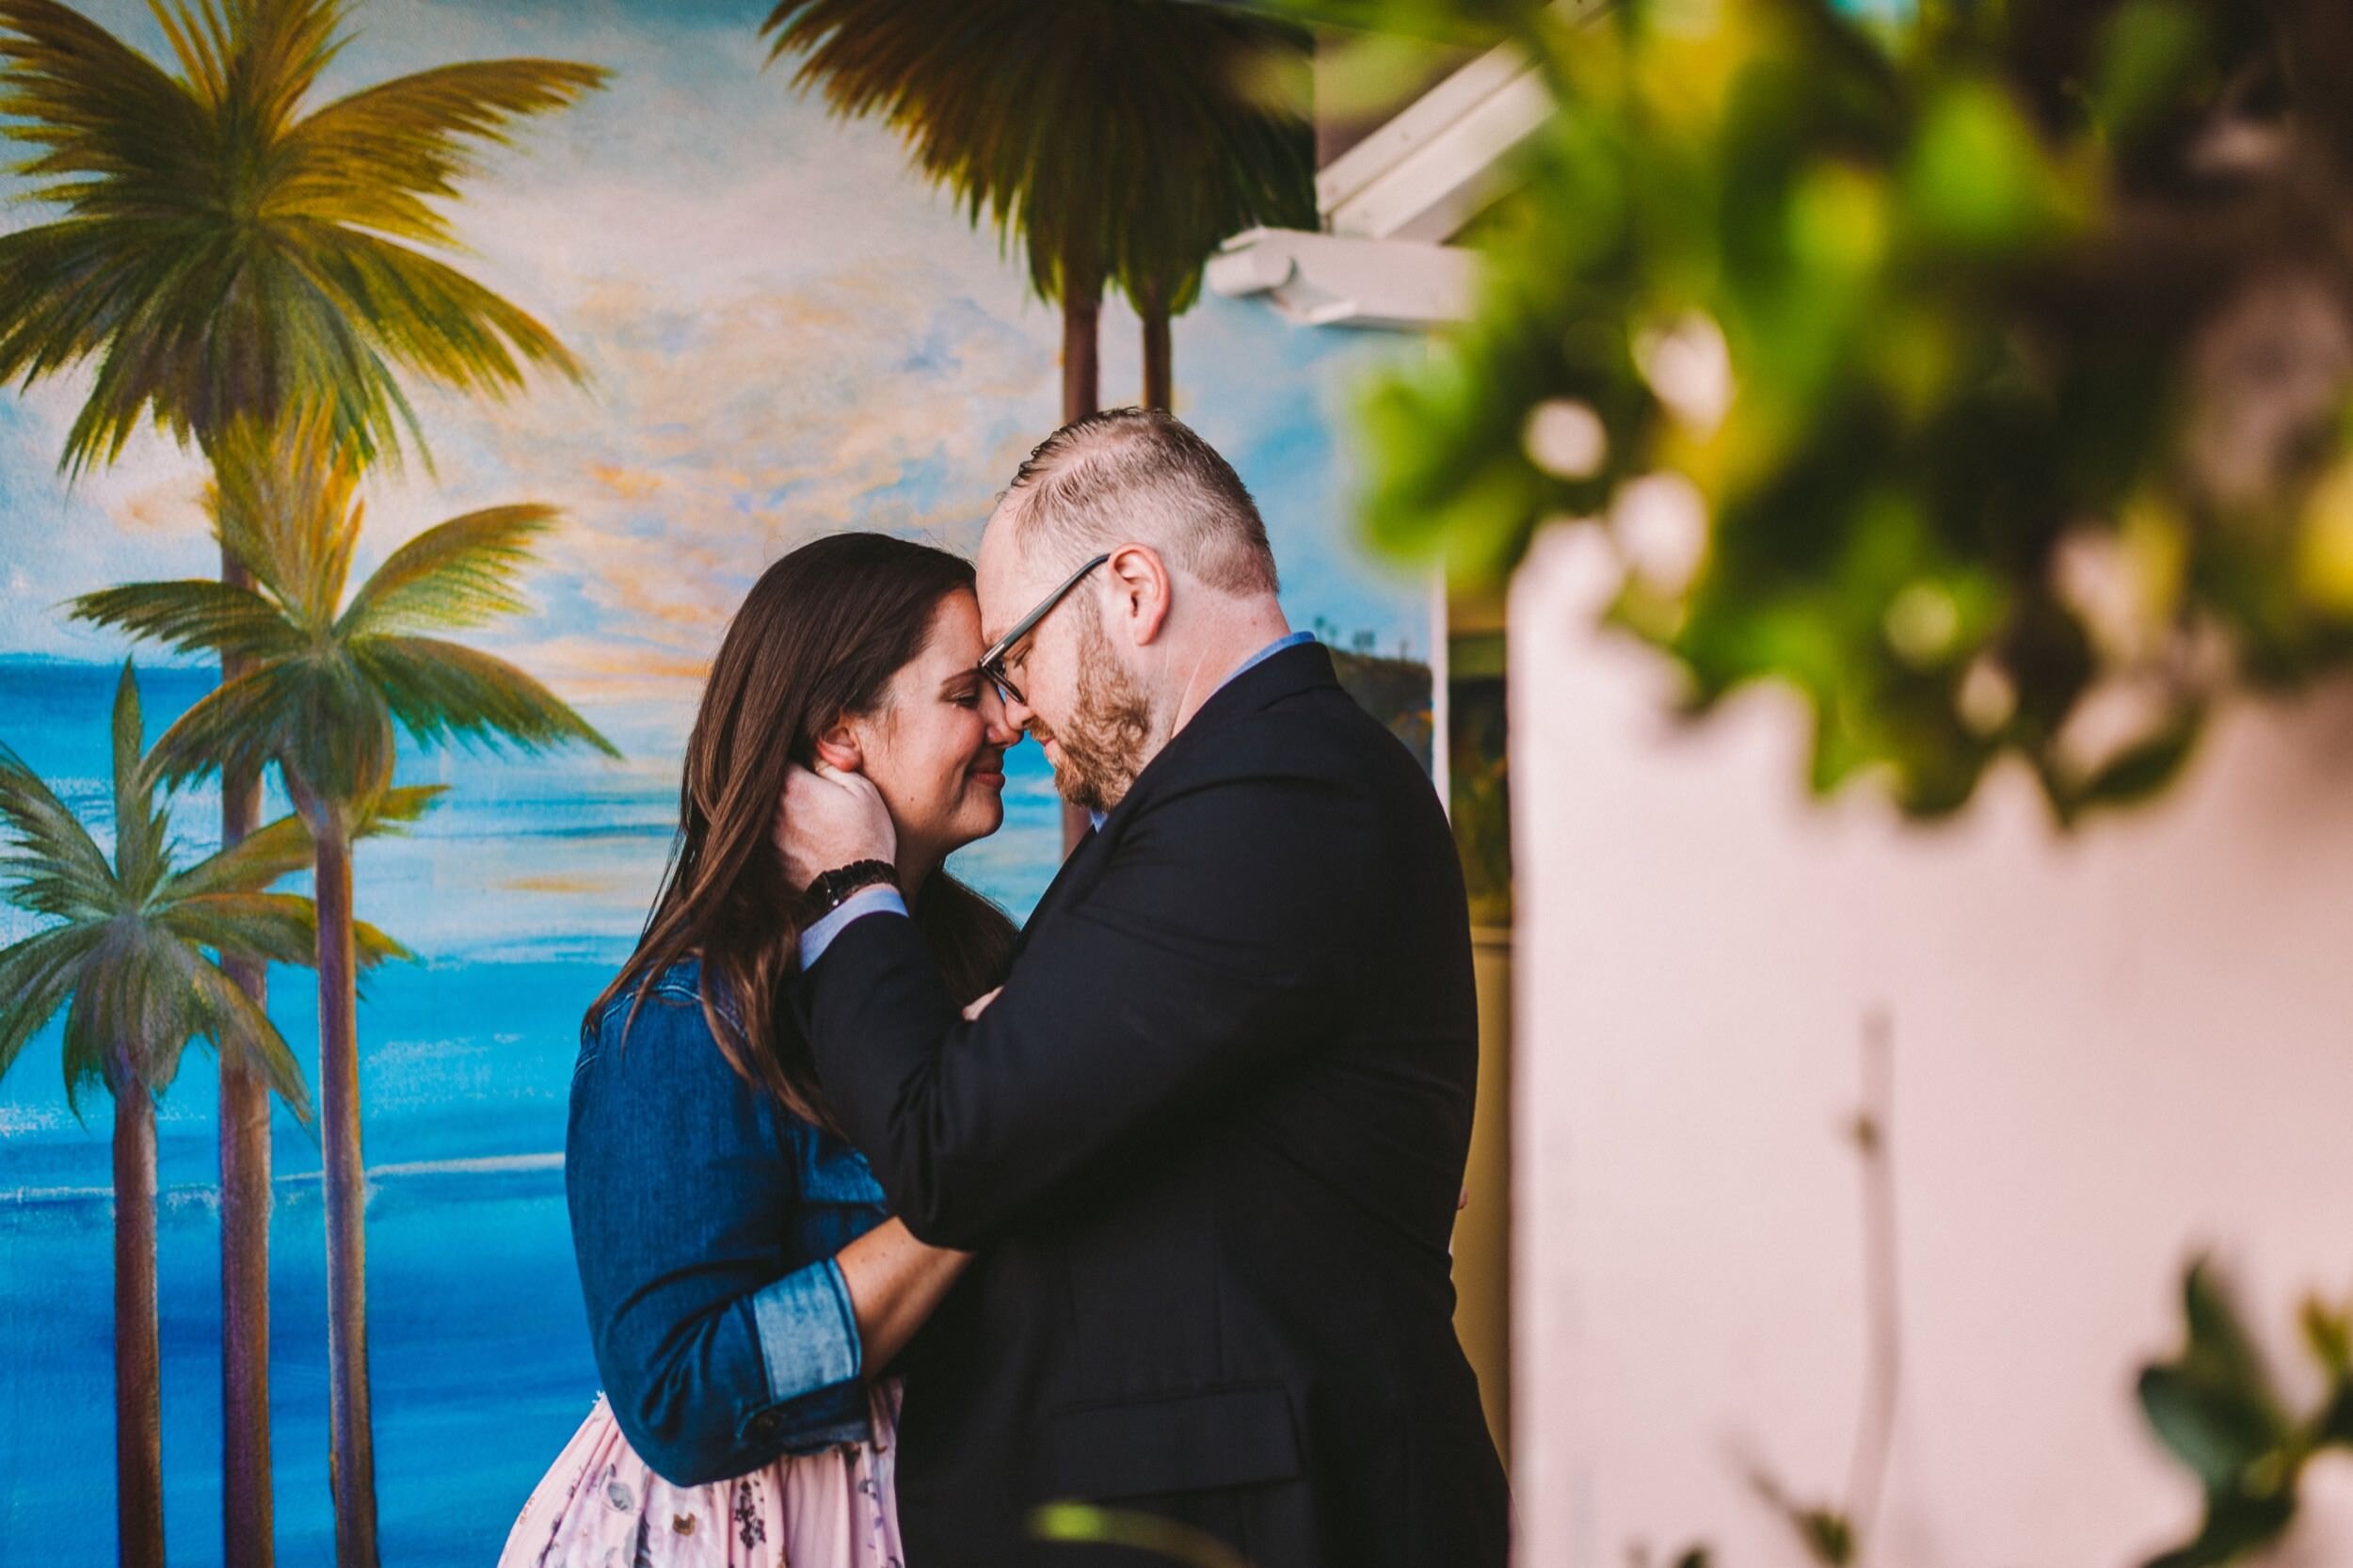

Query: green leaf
left=2137, top=1263, right=2290, bottom=1493
left=2316, top=1384, right=2353, bottom=1448
left=1903, top=80, right=2073, bottom=256
left=2137, top=1366, right=2280, bottom=1493
left=2074, top=715, right=2203, bottom=812
left=2093, top=1, right=2210, bottom=143
left=2300, top=1297, right=2351, bottom=1381
left=1028, top=1503, right=1254, bottom=1568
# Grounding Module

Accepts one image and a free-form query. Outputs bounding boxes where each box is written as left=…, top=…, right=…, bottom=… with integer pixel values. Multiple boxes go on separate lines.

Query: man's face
left=977, top=522, right=1154, bottom=815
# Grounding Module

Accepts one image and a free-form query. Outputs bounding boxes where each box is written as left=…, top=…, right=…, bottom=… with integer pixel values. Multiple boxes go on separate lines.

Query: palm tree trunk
left=1141, top=293, right=1173, bottom=414
left=312, top=815, right=379, bottom=1568
left=113, top=1059, right=165, bottom=1568
left=216, top=544, right=274, bottom=1568
left=1061, top=253, right=1104, bottom=856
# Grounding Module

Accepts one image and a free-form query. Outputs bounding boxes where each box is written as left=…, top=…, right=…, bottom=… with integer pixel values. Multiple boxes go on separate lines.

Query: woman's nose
left=982, top=685, right=1024, bottom=744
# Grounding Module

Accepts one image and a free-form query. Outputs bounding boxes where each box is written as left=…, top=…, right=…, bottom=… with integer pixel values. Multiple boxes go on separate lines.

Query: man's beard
left=1032, top=613, right=1154, bottom=817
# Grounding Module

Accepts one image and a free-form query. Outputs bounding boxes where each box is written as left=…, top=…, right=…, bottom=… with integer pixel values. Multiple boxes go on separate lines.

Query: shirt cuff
left=748, top=1256, right=863, bottom=1403
left=797, top=885, right=909, bottom=968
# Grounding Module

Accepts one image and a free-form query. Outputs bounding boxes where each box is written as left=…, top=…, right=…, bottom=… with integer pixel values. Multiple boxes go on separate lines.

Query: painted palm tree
left=0, top=663, right=416, bottom=1568
left=763, top=0, right=1312, bottom=842
left=1098, top=12, right=1315, bottom=411
left=73, top=411, right=617, bottom=1568
left=0, top=6, right=601, bottom=1557
left=763, top=0, right=1310, bottom=413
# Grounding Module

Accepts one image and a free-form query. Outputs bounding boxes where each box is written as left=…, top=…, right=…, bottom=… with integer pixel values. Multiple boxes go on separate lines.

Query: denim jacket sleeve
left=566, top=973, right=870, bottom=1485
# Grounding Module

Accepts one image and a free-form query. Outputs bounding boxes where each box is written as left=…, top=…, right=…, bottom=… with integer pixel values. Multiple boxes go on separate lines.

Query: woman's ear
left=812, top=714, right=864, bottom=774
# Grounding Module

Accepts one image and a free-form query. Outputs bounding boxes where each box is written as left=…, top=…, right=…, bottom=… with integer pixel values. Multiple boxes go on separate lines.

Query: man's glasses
left=977, top=552, right=1111, bottom=708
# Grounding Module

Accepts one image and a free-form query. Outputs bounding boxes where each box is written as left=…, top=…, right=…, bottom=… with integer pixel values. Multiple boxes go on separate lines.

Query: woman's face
left=844, top=589, right=1018, bottom=872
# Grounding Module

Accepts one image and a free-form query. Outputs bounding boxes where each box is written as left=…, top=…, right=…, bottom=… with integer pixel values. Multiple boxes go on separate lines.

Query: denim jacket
left=567, top=956, right=888, bottom=1485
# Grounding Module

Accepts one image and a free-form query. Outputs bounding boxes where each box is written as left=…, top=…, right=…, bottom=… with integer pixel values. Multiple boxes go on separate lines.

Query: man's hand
left=776, top=761, right=897, bottom=889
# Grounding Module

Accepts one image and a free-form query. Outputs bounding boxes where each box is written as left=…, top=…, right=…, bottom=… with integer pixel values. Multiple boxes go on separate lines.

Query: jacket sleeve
left=803, top=760, right=1377, bottom=1250
left=566, top=991, right=866, bottom=1485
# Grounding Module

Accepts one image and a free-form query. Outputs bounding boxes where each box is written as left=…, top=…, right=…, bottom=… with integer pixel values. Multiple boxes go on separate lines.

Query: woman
left=502, top=534, right=1020, bottom=1568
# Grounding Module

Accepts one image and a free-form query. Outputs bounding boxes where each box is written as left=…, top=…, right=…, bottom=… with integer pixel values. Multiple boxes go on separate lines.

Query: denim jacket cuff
left=748, top=1255, right=863, bottom=1405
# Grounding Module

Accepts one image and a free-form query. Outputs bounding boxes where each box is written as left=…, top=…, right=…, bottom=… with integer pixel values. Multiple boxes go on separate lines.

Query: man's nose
left=981, top=686, right=1023, bottom=745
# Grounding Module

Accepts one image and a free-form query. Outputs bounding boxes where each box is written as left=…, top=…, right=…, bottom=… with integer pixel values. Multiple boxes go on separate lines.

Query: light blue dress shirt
left=798, top=631, right=1319, bottom=968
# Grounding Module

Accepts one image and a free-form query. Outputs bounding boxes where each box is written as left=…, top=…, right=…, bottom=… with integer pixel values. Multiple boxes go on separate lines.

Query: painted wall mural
left=0, top=3, right=1428, bottom=1563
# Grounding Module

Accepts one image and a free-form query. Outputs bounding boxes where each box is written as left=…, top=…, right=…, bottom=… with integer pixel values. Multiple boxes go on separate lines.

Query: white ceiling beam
left=1206, top=226, right=1480, bottom=328
left=1315, top=0, right=1609, bottom=244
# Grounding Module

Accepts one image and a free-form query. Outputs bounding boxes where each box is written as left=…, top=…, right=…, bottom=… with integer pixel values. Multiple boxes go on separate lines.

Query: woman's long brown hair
left=587, top=533, right=1017, bottom=1127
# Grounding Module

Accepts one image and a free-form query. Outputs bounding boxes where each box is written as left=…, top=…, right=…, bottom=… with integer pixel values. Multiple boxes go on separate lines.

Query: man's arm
left=803, top=765, right=1373, bottom=1249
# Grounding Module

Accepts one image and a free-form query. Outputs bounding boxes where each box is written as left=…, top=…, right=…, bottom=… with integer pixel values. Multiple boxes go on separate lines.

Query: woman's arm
left=833, top=1218, right=970, bottom=1372
left=571, top=989, right=872, bottom=1483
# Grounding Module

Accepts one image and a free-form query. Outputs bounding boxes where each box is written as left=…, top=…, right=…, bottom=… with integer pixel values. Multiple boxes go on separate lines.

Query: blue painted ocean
left=0, top=657, right=1063, bottom=1565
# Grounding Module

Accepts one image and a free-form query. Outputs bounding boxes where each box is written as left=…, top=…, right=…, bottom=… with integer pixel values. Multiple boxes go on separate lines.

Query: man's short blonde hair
left=991, top=408, right=1280, bottom=597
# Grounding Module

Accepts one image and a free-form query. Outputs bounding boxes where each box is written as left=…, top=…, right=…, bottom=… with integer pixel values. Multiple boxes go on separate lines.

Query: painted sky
left=0, top=0, right=1429, bottom=698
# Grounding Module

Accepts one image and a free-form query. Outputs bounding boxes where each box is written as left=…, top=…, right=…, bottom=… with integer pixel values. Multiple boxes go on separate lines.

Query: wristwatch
left=800, top=859, right=901, bottom=918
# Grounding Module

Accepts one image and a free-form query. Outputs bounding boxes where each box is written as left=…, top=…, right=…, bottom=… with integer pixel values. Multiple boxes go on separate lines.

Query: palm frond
left=284, top=223, right=585, bottom=398
left=0, top=1, right=209, bottom=201
left=158, top=889, right=321, bottom=967
left=0, top=741, right=118, bottom=920
left=162, top=888, right=408, bottom=970
left=355, top=782, right=445, bottom=835
left=349, top=916, right=409, bottom=968
left=68, top=577, right=305, bottom=663
left=0, top=920, right=103, bottom=1085
left=203, top=0, right=346, bottom=136
left=161, top=807, right=315, bottom=901
left=142, top=664, right=304, bottom=790
left=57, top=930, right=158, bottom=1111
left=158, top=782, right=439, bottom=907
left=763, top=1, right=1312, bottom=313
left=338, top=504, right=560, bottom=636
left=278, top=58, right=609, bottom=249
left=106, top=658, right=168, bottom=893
left=351, top=635, right=617, bottom=759
left=183, top=949, right=313, bottom=1125
left=206, top=407, right=364, bottom=622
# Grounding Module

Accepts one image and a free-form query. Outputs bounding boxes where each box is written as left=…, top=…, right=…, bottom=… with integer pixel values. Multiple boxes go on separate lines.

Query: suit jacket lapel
left=1005, top=643, right=1341, bottom=961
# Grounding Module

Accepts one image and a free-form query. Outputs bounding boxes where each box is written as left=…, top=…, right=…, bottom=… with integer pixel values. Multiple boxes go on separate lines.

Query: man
left=779, top=408, right=1508, bottom=1566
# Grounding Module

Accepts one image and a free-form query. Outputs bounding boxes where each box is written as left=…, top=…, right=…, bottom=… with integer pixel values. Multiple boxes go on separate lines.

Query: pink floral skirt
left=499, top=1384, right=904, bottom=1568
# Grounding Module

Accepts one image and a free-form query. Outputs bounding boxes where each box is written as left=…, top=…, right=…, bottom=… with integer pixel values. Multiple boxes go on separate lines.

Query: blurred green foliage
left=2136, top=1260, right=2353, bottom=1568
left=1353, top=0, right=2353, bottom=823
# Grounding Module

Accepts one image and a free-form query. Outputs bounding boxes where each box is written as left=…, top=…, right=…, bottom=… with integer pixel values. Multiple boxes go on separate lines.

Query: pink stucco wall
left=1509, top=525, right=2353, bottom=1567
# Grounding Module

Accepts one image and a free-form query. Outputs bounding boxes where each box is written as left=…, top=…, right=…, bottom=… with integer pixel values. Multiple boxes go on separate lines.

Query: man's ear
left=1105, top=543, right=1174, bottom=647
left=812, top=714, right=864, bottom=774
